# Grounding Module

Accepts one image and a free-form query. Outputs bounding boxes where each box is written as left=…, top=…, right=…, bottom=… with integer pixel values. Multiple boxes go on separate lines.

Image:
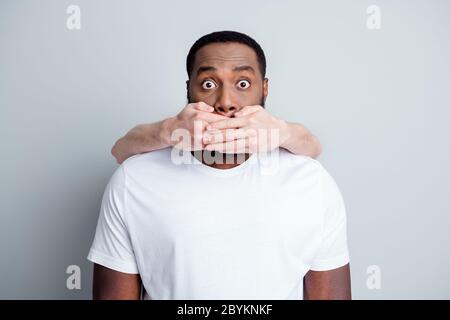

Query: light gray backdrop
left=1, top=0, right=449, bottom=299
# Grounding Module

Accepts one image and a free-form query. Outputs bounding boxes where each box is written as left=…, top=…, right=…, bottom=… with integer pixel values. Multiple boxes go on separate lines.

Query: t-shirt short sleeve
left=309, top=166, right=350, bottom=271
left=87, top=165, right=139, bottom=274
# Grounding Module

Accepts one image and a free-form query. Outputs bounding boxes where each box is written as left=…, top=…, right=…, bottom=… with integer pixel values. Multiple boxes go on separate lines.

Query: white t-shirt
left=87, top=147, right=349, bottom=299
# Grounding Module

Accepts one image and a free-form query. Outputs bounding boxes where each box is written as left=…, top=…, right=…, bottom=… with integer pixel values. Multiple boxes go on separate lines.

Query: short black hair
left=186, top=30, right=266, bottom=79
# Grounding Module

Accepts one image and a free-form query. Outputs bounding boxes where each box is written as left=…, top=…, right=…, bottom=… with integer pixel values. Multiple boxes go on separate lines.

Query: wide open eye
left=202, top=80, right=217, bottom=90
left=237, top=80, right=251, bottom=89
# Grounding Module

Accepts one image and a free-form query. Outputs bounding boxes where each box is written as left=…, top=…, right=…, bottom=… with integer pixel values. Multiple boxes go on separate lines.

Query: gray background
left=1, top=0, right=449, bottom=299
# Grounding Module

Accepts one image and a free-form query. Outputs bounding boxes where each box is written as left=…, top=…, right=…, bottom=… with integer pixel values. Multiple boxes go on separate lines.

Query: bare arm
left=280, top=122, right=322, bottom=159
left=111, top=120, right=170, bottom=165
left=111, top=102, right=228, bottom=164
left=93, top=264, right=142, bottom=300
left=303, top=264, right=352, bottom=300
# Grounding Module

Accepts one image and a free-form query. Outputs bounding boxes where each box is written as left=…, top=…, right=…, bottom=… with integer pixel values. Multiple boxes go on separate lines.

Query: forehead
left=193, top=42, right=260, bottom=75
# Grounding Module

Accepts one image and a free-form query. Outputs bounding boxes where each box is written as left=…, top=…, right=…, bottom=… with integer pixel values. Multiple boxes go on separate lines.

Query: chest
left=127, top=175, right=324, bottom=258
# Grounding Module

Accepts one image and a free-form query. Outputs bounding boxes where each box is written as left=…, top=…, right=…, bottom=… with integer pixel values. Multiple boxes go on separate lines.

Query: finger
left=203, top=128, right=256, bottom=144
left=201, top=128, right=221, bottom=144
left=234, top=105, right=262, bottom=117
left=207, top=117, right=247, bottom=130
left=193, top=101, right=214, bottom=112
left=206, top=134, right=259, bottom=153
left=203, top=129, right=241, bottom=144
left=205, top=139, right=247, bottom=153
left=197, top=112, right=228, bottom=123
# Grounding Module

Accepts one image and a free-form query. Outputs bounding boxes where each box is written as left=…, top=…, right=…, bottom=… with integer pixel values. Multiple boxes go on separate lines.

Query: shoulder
left=276, top=149, right=343, bottom=197
left=117, top=147, right=184, bottom=184
left=276, top=148, right=327, bottom=177
left=121, top=148, right=173, bottom=171
left=118, top=147, right=176, bottom=178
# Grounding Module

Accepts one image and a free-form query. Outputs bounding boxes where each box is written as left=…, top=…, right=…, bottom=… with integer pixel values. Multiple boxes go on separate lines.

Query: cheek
left=189, top=89, right=217, bottom=105
left=236, top=87, right=263, bottom=105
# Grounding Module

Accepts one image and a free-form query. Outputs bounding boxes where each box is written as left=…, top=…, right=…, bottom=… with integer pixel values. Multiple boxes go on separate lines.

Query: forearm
left=280, top=122, right=322, bottom=158
left=111, top=118, right=173, bottom=164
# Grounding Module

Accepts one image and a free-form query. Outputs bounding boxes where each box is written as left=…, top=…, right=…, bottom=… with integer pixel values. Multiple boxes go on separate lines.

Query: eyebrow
left=196, top=66, right=217, bottom=76
left=195, top=65, right=256, bottom=76
left=232, top=65, right=255, bottom=73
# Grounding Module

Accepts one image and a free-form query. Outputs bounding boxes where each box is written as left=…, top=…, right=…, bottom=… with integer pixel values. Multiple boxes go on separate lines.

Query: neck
left=191, top=151, right=251, bottom=169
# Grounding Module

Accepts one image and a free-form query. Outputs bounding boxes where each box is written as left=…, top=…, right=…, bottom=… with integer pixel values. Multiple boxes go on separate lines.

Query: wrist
left=160, top=117, right=176, bottom=147
left=278, top=120, right=292, bottom=149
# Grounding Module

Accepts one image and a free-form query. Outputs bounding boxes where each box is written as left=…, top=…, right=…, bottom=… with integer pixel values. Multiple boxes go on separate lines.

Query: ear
left=186, top=79, right=191, bottom=102
left=263, top=77, right=269, bottom=101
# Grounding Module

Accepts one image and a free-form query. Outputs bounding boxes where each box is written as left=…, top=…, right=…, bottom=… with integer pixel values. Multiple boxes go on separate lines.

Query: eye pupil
left=204, top=81, right=214, bottom=89
left=240, top=81, right=248, bottom=88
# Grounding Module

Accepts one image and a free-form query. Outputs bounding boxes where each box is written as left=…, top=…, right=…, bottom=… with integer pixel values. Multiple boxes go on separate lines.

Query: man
left=88, top=31, right=351, bottom=299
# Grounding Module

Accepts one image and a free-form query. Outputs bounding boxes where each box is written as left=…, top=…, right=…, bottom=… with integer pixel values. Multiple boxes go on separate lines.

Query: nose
left=214, top=86, right=240, bottom=117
